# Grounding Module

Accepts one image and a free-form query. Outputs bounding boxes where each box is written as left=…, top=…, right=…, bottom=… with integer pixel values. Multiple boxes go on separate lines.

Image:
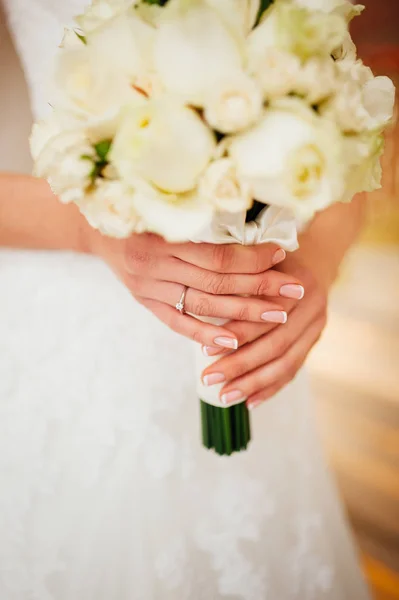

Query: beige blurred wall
left=0, top=5, right=33, bottom=173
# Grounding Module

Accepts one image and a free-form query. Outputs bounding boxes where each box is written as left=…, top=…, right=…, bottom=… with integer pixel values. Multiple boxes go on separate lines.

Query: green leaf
left=142, top=0, right=169, bottom=5
left=75, top=31, right=87, bottom=45
left=94, top=139, right=112, bottom=162
left=255, top=0, right=274, bottom=26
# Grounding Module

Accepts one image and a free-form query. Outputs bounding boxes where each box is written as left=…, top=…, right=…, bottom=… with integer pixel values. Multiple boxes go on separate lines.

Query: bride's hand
left=89, top=231, right=305, bottom=349
left=201, top=254, right=328, bottom=407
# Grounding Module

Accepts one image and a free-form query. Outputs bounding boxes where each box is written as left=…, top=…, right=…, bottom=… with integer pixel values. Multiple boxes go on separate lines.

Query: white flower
left=332, top=31, right=357, bottom=63
left=204, top=73, right=263, bottom=134
left=294, top=57, right=339, bottom=104
left=131, top=179, right=213, bottom=242
left=199, top=159, right=253, bottom=213
left=322, top=75, right=395, bottom=133
left=54, top=12, right=156, bottom=117
left=342, top=132, right=385, bottom=201
left=291, top=0, right=364, bottom=21
left=249, top=1, right=347, bottom=59
left=78, top=179, right=142, bottom=238
left=153, top=0, right=243, bottom=105
left=205, top=0, right=260, bottom=36
left=75, top=0, right=136, bottom=34
left=229, top=98, right=346, bottom=220
left=33, top=128, right=95, bottom=204
left=248, top=43, right=301, bottom=99
left=110, top=99, right=216, bottom=194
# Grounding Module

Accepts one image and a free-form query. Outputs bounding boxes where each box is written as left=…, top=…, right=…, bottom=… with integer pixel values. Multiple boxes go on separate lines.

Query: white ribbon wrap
left=193, top=206, right=299, bottom=408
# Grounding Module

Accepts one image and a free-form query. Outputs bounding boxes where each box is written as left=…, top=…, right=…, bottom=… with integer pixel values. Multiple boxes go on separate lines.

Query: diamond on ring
left=176, top=287, right=188, bottom=315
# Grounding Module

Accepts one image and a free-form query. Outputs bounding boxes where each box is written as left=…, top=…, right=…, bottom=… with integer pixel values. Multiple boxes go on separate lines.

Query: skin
left=201, top=195, right=366, bottom=409
left=0, top=174, right=302, bottom=351
left=0, top=174, right=365, bottom=404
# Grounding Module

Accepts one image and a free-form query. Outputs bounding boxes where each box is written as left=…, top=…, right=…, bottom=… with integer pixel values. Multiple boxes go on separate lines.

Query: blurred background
left=0, top=1, right=398, bottom=599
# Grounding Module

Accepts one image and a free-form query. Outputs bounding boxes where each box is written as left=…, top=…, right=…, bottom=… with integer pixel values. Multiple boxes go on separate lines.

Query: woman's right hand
left=89, top=230, right=305, bottom=349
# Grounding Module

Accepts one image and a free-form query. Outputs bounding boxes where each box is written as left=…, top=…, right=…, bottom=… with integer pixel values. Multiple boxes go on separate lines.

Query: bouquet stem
left=200, top=400, right=251, bottom=456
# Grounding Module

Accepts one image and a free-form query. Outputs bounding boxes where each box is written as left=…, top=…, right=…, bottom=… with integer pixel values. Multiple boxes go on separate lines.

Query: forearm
left=0, top=173, right=90, bottom=252
left=294, top=193, right=366, bottom=290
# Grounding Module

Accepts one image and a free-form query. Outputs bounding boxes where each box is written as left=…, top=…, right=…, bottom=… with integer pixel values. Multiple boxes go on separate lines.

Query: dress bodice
left=3, top=0, right=87, bottom=119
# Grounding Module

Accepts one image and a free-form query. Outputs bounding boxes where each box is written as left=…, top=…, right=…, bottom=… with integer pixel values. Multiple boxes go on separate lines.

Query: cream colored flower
left=33, top=128, right=96, bottom=204
left=322, top=75, right=395, bottom=133
left=205, top=0, right=260, bottom=36
left=291, top=0, right=364, bottom=21
left=342, top=132, right=385, bottom=201
left=75, top=0, right=136, bottom=34
left=54, top=12, right=156, bottom=117
left=249, top=1, right=347, bottom=60
left=229, top=98, right=346, bottom=220
left=294, top=57, right=339, bottom=104
left=248, top=46, right=302, bottom=99
left=110, top=98, right=216, bottom=194
left=78, top=179, right=142, bottom=238
left=204, top=73, right=263, bottom=134
left=130, top=178, right=214, bottom=242
left=199, top=159, right=253, bottom=213
left=153, top=0, right=243, bottom=105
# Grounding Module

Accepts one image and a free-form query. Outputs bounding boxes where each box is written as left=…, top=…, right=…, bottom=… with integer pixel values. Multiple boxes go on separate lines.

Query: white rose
left=205, top=0, right=260, bottom=35
left=248, top=44, right=301, bottom=99
left=332, top=31, right=357, bottom=63
left=204, top=73, right=263, bottom=134
left=75, top=0, right=136, bottom=34
left=229, top=98, right=346, bottom=220
left=322, top=75, right=395, bottom=133
left=110, top=99, right=216, bottom=194
left=249, top=1, right=347, bottom=59
left=342, top=132, right=385, bottom=201
left=291, top=0, right=364, bottom=21
left=33, top=128, right=96, bottom=204
left=294, top=57, right=339, bottom=104
left=130, top=178, right=213, bottom=242
left=153, top=0, right=243, bottom=105
left=54, top=13, right=156, bottom=117
left=199, top=159, right=253, bottom=213
left=78, top=179, right=142, bottom=238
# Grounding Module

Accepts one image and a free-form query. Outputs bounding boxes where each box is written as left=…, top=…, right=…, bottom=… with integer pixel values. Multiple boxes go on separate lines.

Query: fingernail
left=248, top=400, right=264, bottom=411
left=272, top=248, right=286, bottom=266
left=279, top=284, right=305, bottom=300
left=221, top=390, right=246, bottom=405
left=202, top=346, right=222, bottom=357
left=261, top=310, right=287, bottom=324
left=203, top=373, right=226, bottom=387
left=214, top=337, right=238, bottom=350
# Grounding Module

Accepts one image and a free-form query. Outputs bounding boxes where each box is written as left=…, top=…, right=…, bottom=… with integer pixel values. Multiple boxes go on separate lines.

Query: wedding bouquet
left=31, top=0, right=395, bottom=455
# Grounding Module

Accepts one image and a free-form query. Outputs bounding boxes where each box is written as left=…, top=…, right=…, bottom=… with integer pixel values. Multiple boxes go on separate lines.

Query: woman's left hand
left=201, top=254, right=329, bottom=410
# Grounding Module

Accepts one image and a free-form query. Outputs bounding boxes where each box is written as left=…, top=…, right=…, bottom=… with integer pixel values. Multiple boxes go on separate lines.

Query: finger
left=131, top=278, right=287, bottom=323
left=160, top=257, right=305, bottom=299
left=170, top=242, right=286, bottom=274
left=201, top=297, right=297, bottom=357
left=218, top=317, right=325, bottom=405
left=203, top=293, right=324, bottom=383
left=246, top=383, right=285, bottom=410
left=135, top=297, right=239, bottom=349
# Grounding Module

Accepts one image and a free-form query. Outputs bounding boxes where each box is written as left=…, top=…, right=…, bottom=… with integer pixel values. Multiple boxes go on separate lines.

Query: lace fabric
left=0, top=2, right=371, bottom=597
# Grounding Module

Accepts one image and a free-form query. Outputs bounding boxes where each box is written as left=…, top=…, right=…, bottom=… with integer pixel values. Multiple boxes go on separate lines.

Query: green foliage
left=94, top=139, right=112, bottom=162
left=255, top=0, right=274, bottom=26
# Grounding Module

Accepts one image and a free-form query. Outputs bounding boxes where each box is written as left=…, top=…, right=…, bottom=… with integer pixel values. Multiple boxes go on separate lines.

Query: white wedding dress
left=0, top=2, right=371, bottom=599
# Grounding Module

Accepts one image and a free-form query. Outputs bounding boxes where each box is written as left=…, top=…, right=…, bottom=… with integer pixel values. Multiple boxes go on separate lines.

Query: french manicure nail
left=261, top=310, right=287, bottom=324
left=279, top=284, right=305, bottom=300
left=272, top=248, right=286, bottom=266
left=214, top=337, right=238, bottom=350
left=203, top=373, right=226, bottom=387
left=221, top=390, right=246, bottom=405
left=248, top=400, right=264, bottom=411
left=202, top=346, right=222, bottom=357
